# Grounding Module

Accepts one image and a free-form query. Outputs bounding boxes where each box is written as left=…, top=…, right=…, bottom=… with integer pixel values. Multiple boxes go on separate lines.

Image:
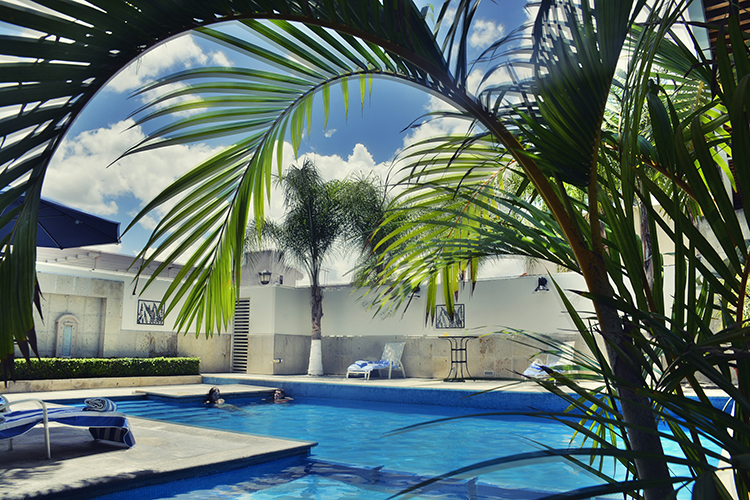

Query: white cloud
left=525, top=3, right=539, bottom=23
left=210, top=51, right=233, bottom=68
left=469, top=19, right=505, bottom=49
left=45, top=120, right=389, bottom=281
left=44, top=119, right=227, bottom=265
left=324, top=128, right=337, bottom=138
left=134, top=213, right=159, bottom=232
left=442, top=7, right=457, bottom=28
left=465, top=66, right=518, bottom=97
left=135, top=81, right=203, bottom=117
left=398, top=95, right=468, bottom=155
left=106, top=34, right=232, bottom=93
left=44, top=119, right=223, bottom=218
left=314, top=143, right=384, bottom=181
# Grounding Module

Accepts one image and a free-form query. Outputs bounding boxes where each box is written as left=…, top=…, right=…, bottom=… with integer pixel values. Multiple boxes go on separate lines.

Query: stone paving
left=0, top=383, right=311, bottom=500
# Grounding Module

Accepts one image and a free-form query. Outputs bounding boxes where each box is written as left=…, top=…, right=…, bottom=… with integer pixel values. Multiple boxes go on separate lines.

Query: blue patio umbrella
left=0, top=194, right=120, bottom=249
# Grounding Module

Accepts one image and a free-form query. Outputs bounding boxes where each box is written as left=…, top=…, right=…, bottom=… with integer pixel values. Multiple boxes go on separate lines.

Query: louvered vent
left=231, top=299, right=250, bottom=373
left=703, top=0, right=750, bottom=58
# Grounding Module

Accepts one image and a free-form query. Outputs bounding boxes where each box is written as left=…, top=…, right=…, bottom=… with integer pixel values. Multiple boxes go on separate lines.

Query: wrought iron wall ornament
left=435, top=304, right=465, bottom=329
left=137, top=300, right=165, bottom=326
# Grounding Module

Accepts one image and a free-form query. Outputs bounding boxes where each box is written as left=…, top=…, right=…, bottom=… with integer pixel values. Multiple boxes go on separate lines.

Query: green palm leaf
left=0, top=0, right=448, bottom=364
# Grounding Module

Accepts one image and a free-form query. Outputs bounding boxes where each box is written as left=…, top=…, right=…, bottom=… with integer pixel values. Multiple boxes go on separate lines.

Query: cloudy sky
left=40, top=0, right=531, bottom=284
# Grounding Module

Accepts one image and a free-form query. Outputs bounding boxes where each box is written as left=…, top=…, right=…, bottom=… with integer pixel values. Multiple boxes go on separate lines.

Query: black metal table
left=441, top=335, right=478, bottom=381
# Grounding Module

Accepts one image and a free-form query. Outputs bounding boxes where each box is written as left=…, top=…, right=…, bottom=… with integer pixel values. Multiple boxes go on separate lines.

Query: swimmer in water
left=205, top=386, right=225, bottom=405
left=272, top=389, right=293, bottom=403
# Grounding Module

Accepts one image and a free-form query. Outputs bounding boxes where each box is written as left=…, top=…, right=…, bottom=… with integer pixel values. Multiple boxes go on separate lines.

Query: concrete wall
left=324, top=333, right=577, bottom=379
left=239, top=273, right=587, bottom=340
left=176, top=333, right=231, bottom=373
left=33, top=273, right=123, bottom=358
left=235, top=272, right=588, bottom=379
left=244, top=334, right=311, bottom=375
left=238, top=331, right=576, bottom=379
left=29, top=265, right=230, bottom=372
left=30, top=261, right=669, bottom=380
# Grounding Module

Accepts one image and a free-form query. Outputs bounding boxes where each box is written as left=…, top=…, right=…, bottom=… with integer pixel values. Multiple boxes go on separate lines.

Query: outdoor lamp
left=535, top=277, right=549, bottom=292
left=259, top=269, right=272, bottom=285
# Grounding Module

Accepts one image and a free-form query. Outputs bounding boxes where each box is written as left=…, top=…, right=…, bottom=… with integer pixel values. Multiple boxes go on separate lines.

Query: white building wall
left=31, top=255, right=678, bottom=378
left=32, top=262, right=229, bottom=372
left=240, top=273, right=587, bottom=339
left=235, top=272, right=592, bottom=378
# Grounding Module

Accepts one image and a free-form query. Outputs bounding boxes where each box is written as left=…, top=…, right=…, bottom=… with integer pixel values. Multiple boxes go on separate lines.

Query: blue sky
left=39, top=0, right=532, bottom=284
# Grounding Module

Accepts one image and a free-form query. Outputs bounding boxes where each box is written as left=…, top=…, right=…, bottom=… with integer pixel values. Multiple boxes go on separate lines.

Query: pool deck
left=0, top=383, right=316, bottom=500
left=0, top=375, right=733, bottom=499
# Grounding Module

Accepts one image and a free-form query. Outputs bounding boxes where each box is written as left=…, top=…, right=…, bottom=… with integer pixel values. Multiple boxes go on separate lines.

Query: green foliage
left=249, top=159, right=387, bottom=281
left=12, top=357, right=200, bottom=380
left=0, top=0, right=445, bottom=366
left=247, top=159, right=387, bottom=349
left=4, top=0, right=750, bottom=498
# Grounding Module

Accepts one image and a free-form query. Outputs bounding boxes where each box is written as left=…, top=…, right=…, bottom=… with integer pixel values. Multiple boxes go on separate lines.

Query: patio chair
left=522, top=341, right=576, bottom=379
left=0, top=396, right=135, bottom=459
left=346, top=342, right=406, bottom=381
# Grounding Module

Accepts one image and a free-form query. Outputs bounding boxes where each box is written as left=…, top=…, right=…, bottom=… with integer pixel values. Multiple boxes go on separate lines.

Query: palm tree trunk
left=481, top=113, right=673, bottom=498
left=307, top=280, right=324, bottom=376
left=641, top=199, right=654, bottom=292
left=600, top=309, right=674, bottom=500
left=586, top=177, right=672, bottom=500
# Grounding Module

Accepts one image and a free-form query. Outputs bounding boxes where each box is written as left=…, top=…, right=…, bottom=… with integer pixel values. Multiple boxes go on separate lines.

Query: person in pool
left=272, top=389, right=293, bottom=403
left=205, top=387, right=225, bottom=405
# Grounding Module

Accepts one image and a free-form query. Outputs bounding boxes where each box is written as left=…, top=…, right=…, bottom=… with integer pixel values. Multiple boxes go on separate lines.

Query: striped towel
left=83, top=398, right=117, bottom=412
left=0, top=406, right=136, bottom=447
left=89, top=425, right=133, bottom=446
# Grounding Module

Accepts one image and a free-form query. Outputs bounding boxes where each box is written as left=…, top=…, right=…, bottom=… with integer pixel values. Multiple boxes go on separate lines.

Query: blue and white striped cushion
left=83, top=398, right=117, bottom=412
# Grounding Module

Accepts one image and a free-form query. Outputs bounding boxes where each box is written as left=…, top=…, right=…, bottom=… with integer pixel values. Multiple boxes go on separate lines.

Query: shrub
left=12, top=357, right=200, bottom=380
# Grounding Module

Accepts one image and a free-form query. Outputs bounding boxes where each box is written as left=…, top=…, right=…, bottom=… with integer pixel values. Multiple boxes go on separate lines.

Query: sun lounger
left=0, top=396, right=135, bottom=459
left=346, top=342, right=406, bottom=381
left=522, top=341, right=575, bottom=379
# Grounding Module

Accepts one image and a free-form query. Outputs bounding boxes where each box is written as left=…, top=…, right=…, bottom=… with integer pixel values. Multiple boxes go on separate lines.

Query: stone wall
left=25, top=270, right=231, bottom=372
left=323, top=333, right=577, bottom=379
left=242, top=333, right=577, bottom=379
left=245, top=334, right=310, bottom=375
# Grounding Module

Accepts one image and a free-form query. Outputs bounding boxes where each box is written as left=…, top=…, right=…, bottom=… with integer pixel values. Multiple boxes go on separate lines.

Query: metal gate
left=231, top=298, right=250, bottom=373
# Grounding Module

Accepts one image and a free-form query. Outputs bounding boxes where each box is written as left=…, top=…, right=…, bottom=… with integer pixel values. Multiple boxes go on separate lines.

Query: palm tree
left=114, top=4, right=750, bottom=497
left=247, top=159, right=386, bottom=375
left=2, top=0, right=748, bottom=497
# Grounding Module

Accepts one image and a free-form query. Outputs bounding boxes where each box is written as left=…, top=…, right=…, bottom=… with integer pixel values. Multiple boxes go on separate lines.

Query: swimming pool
left=84, top=395, right=712, bottom=500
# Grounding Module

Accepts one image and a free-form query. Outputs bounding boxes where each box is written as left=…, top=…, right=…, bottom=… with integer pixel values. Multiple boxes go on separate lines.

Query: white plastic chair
left=1, top=395, right=51, bottom=458
left=346, top=342, right=406, bottom=380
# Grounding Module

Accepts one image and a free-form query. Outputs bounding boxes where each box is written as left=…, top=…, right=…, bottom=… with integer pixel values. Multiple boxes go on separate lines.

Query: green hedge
left=13, top=357, right=200, bottom=380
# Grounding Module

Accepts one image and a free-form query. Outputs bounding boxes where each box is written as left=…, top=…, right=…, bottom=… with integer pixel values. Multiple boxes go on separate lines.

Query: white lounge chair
left=346, top=342, right=406, bottom=381
left=0, top=396, right=135, bottom=459
left=523, top=341, right=575, bottom=379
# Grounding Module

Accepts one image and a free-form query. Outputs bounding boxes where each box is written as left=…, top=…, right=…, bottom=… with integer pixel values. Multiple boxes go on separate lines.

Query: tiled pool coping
left=202, top=375, right=733, bottom=413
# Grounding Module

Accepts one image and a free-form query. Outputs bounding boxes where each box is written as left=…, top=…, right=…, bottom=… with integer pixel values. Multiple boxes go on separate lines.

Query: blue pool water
left=89, top=396, right=718, bottom=499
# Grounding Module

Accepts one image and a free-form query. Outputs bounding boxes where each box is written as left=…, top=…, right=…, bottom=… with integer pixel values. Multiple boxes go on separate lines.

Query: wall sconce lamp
left=259, top=269, right=272, bottom=285
left=534, top=277, right=549, bottom=292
